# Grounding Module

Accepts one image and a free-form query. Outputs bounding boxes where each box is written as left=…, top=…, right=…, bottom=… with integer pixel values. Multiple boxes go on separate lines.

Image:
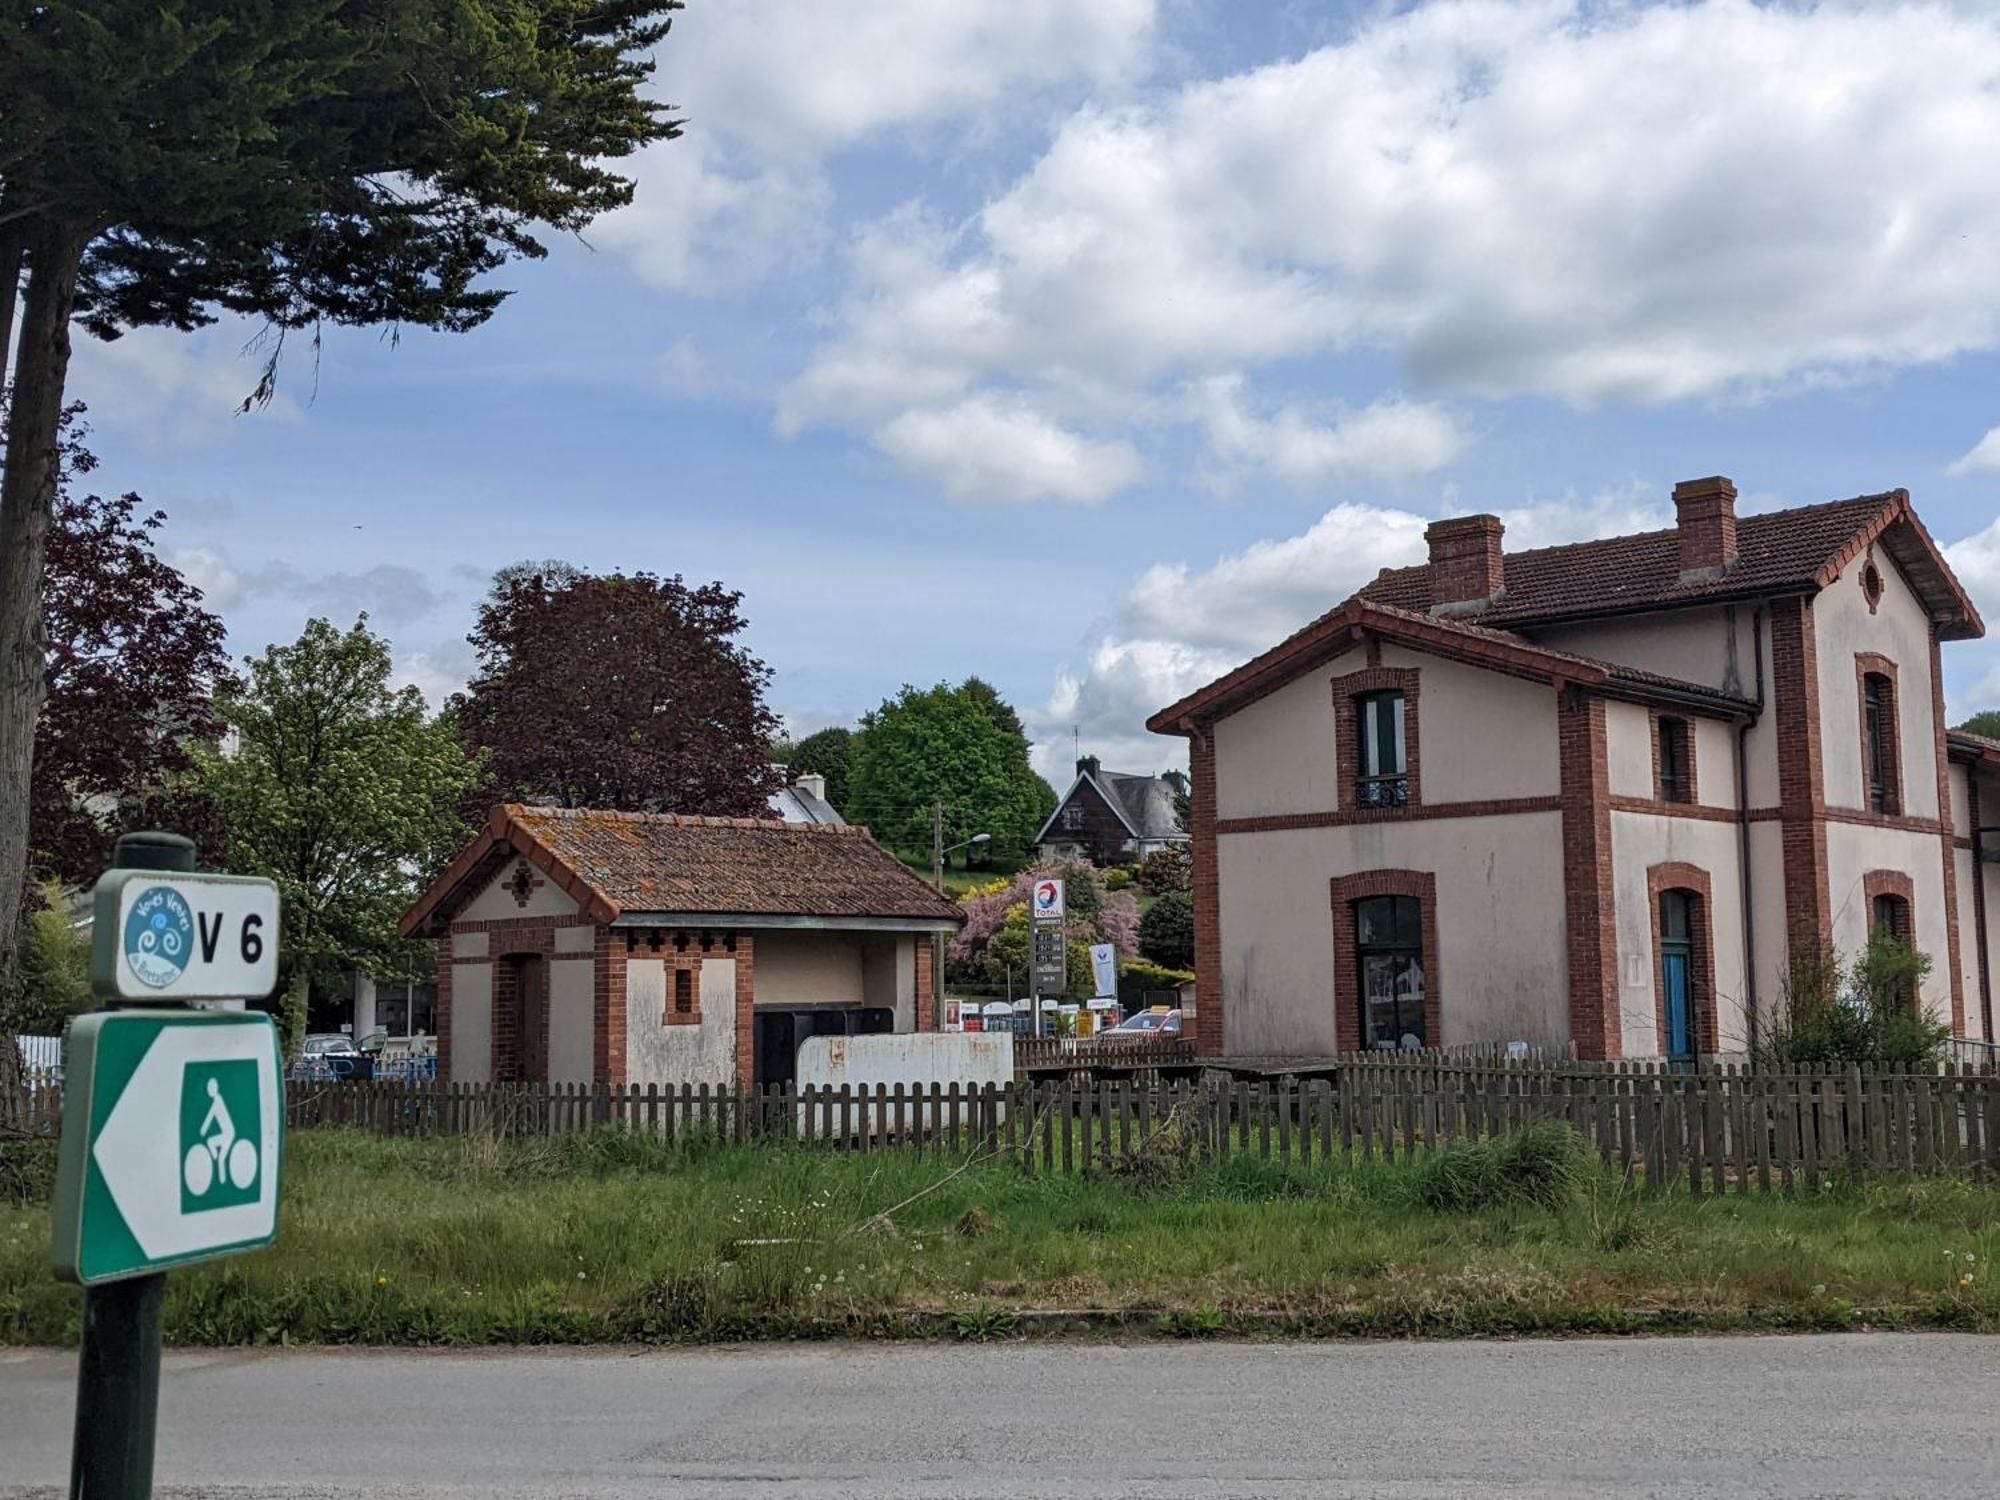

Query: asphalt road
left=2, top=1335, right=1993, bottom=1498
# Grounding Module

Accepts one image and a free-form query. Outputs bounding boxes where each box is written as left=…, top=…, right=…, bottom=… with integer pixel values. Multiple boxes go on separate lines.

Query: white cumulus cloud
left=873, top=395, right=1144, bottom=505
left=1029, top=487, right=1681, bottom=775
left=1948, top=426, right=2000, bottom=477
left=599, top=0, right=1159, bottom=292
left=794, top=0, right=2000, bottom=495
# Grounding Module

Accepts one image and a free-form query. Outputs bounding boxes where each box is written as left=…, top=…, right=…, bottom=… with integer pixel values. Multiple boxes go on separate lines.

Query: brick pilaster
left=1929, top=628, right=1967, bottom=1034
left=1769, top=596, right=1831, bottom=959
left=434, top=940, right=454, bottom=1083
left=914, top=941, right=936, bottom=1031
left=735, top=935, right=757, bottom=1094
left=1558, top=687, right=1620, bottom=1059
left=594, top=926, right=628, bottom=1087
left=1188, top=727, right=1224, bottom=1055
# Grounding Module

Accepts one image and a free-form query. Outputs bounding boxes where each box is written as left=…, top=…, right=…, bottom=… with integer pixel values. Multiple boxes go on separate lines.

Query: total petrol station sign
left=52, top=1010, right=284, bottom=1285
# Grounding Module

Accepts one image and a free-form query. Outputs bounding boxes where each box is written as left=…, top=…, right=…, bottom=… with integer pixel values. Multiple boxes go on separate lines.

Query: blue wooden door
left=1662, top=949, right=1693, bottom=1059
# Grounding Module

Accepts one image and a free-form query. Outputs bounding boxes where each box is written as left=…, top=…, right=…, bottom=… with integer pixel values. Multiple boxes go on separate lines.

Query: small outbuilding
left=400, top=806, right=964, bottom=1092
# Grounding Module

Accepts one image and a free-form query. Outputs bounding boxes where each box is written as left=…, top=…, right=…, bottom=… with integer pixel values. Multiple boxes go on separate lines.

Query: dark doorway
left=499, top=954, right=548, bottom=1082
left=753, top=1008, right=895, bottom=1088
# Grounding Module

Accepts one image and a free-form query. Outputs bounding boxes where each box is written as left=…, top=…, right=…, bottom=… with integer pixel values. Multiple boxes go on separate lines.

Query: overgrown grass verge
left=2, top=1126, right=1996, bottom=1346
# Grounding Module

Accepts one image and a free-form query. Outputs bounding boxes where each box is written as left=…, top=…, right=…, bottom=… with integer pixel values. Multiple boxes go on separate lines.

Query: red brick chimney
left=1425, top=514, right=1505, bottom=610
left=1673, top=476, right=1738, bottom=575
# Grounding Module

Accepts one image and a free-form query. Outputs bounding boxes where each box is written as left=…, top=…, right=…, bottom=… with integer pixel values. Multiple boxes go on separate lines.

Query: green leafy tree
left=1957, top=710, right=2000, bottom=740
left=203, top=618, right=484, bottom=1051
left=790, top=727, right=856, bottom=811
left=847, top=681, right=1056, bottom=864
left=0, top=0, right=683, bottom=1094
left=0, top=883, right=90, bottom=1036
left=1759, top=938, right=1950, bottom=1067
left=1139, top=890, right=1196, bottom=969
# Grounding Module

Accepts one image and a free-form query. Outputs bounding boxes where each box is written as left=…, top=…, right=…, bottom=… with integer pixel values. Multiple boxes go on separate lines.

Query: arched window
left=1657, top=890, right=1698, bottom=1062
left=1860, top=667, right=1900, bottom=814
left=1870, top=892, right=1911, bottom=945
left=1354, top=894, right=1425, bottom=1049
left=1656, top=716, right=1693, bottom=804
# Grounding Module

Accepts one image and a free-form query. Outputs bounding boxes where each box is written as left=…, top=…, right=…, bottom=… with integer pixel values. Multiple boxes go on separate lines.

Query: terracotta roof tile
left=1362, top=492, right=1980, bottom=638
left=403, top=807, right=964, bottom=934
left=507, top=807, right=963, bottom=923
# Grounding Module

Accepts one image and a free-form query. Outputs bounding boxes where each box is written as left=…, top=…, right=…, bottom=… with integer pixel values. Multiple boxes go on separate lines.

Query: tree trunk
left=0, top=234, right=22, bottom=387
left=0, top=222, right=87, bottom=1131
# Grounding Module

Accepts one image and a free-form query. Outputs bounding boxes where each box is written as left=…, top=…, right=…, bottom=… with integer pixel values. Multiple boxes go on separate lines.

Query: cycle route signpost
left=49, top=832, right=282, bottom=1499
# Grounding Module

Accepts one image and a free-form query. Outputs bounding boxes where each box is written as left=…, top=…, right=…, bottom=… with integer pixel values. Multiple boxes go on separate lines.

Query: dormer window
left=1354, top=690, right=1407, bottom=808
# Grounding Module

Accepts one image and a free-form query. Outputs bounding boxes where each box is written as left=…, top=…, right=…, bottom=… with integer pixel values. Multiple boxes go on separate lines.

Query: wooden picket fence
left=15, top=1059, right=1999, bottom=1192
left=264, top=1057, right=2000, bottom=1193
left=1010, top=1035, right=1198, bottom=1071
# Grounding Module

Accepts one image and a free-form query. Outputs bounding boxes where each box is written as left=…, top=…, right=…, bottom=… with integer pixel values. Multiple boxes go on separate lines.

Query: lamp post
left=931, top=807, right=990, bottom=1028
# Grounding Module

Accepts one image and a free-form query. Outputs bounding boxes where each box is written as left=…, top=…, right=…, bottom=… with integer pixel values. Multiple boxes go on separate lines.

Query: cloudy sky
left=63, top=0, right=2000, bottom=784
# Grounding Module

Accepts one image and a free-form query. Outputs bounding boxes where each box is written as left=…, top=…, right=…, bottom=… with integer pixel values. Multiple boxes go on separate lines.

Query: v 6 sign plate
left=90, top=870, right=280, bottom=1002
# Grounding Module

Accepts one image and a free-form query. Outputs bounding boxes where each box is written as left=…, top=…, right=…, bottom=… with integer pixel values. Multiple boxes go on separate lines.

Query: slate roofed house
left=1036, top=756, right=1191, bottom=868
left=768, top=771, right=845, bottom=826
left=1148, top=478, right=1999, bottom=1064
left=400, top=805, right=962, bottom=1093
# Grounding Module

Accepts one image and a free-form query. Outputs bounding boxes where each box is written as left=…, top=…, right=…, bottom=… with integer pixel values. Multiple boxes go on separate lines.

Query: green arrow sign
left=52, top=1010, right=284, bottom=1285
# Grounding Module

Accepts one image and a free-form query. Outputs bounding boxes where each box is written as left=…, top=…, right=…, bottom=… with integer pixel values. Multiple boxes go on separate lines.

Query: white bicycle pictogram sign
left=183, top=1077, right=259, bottom=1197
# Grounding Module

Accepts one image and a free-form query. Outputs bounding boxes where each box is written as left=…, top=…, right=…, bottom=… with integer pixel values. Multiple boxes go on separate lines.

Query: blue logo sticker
left=123, top=885, right=194, bottom=989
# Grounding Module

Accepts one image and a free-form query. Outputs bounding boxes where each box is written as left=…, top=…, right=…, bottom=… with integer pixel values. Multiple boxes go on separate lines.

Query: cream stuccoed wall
left=1609, top=812, right=1750, bottom=1056
left=1825, top=823, right=1952, bottom=1021
left=1215, top=814, right=1569, bottom=1055
left=860, top=935, right=917, bottom=1030
left=1954, top=846, right=1984, bottom=1041
left=1541, top=605, right=1779, bottom=812
left=547, top=957, right=595, bottom=1084
left=457, top=859, right=581, bottom=921
left=1210, top=643, right=1560, bottom=820
left=1815, top=552, right=1939, bottom=818
left=1374, top=644, right=1560, bottom=800
left=1746, top=821, right=1790, bottom=1020
left=755, top=931, right=868, bottom=1007
left=1212, top=648, right=1353, bottom=819
left=451, top=963, right=493, bottom=1084
left=1604, top=702, right=1741, bottom=810
left=624, top=957, right=736, bottom=1088
left=1535, top=605, right=1752, bottom=695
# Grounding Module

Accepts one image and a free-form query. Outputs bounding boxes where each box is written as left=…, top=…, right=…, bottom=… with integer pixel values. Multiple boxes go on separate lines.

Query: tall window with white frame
left=1354, top=894, right=1424, bottom=1049
left=1353, top=689, right=1407, bottom=809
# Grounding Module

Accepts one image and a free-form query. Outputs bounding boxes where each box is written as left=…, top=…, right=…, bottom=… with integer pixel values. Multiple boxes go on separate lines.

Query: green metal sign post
left=52, top=832, right=283, bottom=1499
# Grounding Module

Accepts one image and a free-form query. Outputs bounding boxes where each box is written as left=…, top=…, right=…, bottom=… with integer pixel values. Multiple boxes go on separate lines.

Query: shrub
left=1139, top=890, right=1195, bottom=969
left=1760, top=938, right=1951, bottom=1068
left=1138, top=846, right=1191, bottom=896
left=1103, top=867, right=1133, bottom=892
left=1415, top=1122, right=1596, bottom=1214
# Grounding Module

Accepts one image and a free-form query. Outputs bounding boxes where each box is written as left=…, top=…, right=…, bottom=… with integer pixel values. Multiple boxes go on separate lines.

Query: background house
left=1037, top=756, right=1190, bottom=867
left=401, top=805, right=963, bottom=1092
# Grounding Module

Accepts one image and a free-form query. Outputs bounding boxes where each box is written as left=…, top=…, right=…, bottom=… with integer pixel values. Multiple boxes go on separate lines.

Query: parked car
left=291, top=1033, right=372, bottom=1082
left=1102, top=1005, right=1183, bottom=1040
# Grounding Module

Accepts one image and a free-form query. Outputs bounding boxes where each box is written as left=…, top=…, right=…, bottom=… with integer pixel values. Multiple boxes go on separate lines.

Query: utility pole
left=931, top=800, right=945, bottom=1029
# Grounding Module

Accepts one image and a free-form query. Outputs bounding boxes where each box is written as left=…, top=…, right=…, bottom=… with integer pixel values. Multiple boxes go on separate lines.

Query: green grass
left=3, top=1127, right=1998, bottom=1346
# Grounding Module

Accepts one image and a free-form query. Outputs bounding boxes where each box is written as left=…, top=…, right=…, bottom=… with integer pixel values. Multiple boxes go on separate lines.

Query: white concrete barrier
left=794, top=1032, right=1013, bottom=1138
